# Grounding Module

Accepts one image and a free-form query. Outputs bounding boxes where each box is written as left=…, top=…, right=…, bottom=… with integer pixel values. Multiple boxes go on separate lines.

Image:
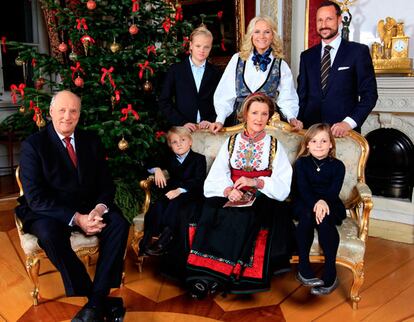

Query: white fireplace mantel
left=362, top=76, right=414, bottom=243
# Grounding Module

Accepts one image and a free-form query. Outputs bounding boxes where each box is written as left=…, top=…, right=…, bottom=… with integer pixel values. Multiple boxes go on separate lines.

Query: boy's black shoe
left=105, top=297, right=126, bottom=322
left=144, top=227, right=173, bottom=256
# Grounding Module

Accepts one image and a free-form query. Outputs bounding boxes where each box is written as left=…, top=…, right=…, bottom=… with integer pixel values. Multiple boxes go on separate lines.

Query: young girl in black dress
left=293, top=123, right=346, bottom=296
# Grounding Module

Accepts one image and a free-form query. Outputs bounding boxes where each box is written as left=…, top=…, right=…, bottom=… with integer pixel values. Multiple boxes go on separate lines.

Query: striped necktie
left=321, top=45, right=332, bottom=93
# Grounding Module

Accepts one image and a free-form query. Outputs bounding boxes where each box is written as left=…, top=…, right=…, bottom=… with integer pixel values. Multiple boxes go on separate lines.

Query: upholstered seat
left=132, top=119, right=372, bottom=309
left=15, top=167, right=100, bottom=305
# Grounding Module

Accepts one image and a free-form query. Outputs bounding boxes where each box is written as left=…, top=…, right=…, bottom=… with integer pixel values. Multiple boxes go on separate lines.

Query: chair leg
left=350, top=262, right=364, bottom=309
left=26, top=256, right=40, bottom=306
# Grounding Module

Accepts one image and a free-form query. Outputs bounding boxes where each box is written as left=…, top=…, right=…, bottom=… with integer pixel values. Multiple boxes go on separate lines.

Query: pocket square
left=338, top=66, right=350, bottom=71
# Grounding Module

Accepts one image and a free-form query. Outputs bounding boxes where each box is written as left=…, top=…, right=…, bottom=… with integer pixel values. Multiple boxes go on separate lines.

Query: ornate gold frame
left=235, top=0, right=245, bottom=51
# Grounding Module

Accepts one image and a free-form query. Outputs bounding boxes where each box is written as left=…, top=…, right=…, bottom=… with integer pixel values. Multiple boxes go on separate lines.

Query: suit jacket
left=158, top=58, right=221, bottom=126
left=297, top=39, right=378, bottom=131
left=154, top=149, right=207, bottom=198
left=16, top=123, right=116, bottom=231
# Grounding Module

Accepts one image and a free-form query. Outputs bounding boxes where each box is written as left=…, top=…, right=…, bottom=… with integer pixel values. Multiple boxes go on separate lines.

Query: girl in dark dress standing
left=293, top=123, right=346, bottom=296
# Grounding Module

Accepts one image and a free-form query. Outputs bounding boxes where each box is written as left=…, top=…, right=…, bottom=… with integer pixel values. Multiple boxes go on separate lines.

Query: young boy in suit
left=142, top=126, right=207, bottom=256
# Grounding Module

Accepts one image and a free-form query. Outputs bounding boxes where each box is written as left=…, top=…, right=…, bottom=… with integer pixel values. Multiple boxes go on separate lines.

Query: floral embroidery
left=234, top=137, right=265, bottom=170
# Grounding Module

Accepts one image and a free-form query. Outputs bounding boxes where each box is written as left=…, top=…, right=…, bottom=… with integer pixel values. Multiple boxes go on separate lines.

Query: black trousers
left=28, top=210, right=129, bottom=297
left=295, top=208, right=340, bottom=283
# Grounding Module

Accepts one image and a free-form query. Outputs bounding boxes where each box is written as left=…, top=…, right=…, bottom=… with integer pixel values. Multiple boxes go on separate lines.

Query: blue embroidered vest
left=229, top=57, right=282, bottom=125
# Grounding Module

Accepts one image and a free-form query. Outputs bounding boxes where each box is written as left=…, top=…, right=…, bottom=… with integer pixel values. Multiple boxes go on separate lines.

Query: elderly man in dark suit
left=16, top=90, right=129, bottom=322
left=297, top=0, right=378, bottom=137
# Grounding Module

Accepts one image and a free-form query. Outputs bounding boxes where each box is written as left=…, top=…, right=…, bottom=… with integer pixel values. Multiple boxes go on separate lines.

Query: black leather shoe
left=296, top=272, right=324, bottom=287
left=72, top=305, right=104, bottom=322
left=190, top=279, right=209, bottom=300
left=310, top=278, right=339, bottom=296
left=144, top=229, right=173, bottom=256
left=105, top=297, right=126, bottom=322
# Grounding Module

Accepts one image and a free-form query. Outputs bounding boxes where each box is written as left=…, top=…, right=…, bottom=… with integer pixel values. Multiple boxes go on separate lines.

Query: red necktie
left=64, top=137, right=77, bottom=167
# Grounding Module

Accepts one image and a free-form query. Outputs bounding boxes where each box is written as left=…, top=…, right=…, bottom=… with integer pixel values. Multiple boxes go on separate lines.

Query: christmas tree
left=2, top=0, right=195, bottom=222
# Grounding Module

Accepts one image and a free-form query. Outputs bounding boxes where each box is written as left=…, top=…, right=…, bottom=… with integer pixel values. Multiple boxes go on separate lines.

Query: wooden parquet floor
left=1, top=189, right=414, bottom=322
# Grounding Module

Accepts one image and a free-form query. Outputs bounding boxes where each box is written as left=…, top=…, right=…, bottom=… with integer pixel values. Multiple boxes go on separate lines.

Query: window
left=0, top=0, right=45, bottom=104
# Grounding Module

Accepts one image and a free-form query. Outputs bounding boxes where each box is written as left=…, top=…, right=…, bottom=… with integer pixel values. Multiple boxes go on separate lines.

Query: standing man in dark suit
left=159, top=25, right=221, bottom=132
left=297, top=0, right=378, bottom=137
left=16, top=90, right=129, bottom=322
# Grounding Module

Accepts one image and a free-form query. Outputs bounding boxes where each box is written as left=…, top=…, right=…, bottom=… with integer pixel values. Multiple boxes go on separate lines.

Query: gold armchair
left=15, top=167, right=100, bottom=305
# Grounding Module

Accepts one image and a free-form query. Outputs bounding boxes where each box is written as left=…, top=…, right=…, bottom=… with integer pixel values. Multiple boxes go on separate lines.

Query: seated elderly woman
left=186, top=93, right=294, bottom=298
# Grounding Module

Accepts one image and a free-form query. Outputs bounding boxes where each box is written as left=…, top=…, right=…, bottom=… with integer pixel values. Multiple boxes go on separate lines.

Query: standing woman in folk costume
left=187, top=93, right=294, bottom=298
left=210, top=15, right=303, bottom=133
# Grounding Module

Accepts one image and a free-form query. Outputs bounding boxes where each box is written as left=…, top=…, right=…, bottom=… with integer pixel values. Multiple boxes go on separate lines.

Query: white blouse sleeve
left=203, top=138, right=234, bottom=197
left=213, top=53, right=240, bottom=124
left=277, top=60, right=300, bottom=121
left=259, top=142, right=292, bottom=201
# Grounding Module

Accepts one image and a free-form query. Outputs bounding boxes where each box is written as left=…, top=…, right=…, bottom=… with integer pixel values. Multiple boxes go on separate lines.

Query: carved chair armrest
left=139, top=170, right=170, bottom=215
left=350, top=182, right=373, bottom=242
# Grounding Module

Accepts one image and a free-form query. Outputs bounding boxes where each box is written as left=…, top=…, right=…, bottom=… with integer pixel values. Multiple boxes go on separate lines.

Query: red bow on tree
left=155, top=131, right=166, bottom=140
left=217, top=11, right=223, bottom=19
left=70, top=62, right=84, bottom=80
left=175, top=6, right=183, bottom=21
left=147, top=45, right=156, bottom=56
left=162, top=17, right=172, bottom=33
left=101, top=67, right=116, bottom=88
left=10, top=83, right=26, bottom=104
left=120, top=104, right=139, bottom=122
left=137, top=61, right=154, bottom=79
left=132, top=0, right=139, bottom=12
left=76, top=18, right=89, bottom=30
left=114, top=89, right=121, bottom=102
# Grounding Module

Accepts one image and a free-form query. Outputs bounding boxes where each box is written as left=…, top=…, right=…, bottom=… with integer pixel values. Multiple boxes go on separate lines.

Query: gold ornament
left=143, top=80, right=153, bottom=93
left=15, top=56, right=25, bottom=66
left=118, top=137, right=129, bottom=151
left=19, top=105, right=25, bottom=113
left=110, top=41, right=121, bottom=53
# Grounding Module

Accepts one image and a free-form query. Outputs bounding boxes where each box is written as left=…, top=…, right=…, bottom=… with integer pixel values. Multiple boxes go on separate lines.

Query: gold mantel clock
left=391, top=36, right=409, bottom=58
left=372, top=19, right=413, bottom=74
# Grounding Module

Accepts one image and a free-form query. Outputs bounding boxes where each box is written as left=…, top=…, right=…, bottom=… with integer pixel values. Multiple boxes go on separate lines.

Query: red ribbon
left=147, top=45, right=156, bottom=56
left=114, top=89, right=121, bottom=102
left=175, top=6, right=183, bottom=21
left=101, top=67, right=116, bottom=88
left=32, top=106, right=41, bottom=122
left=1, top=36, right=6, bottom=53
left=10, top=83, right=26, bottom=104
left=80, top=34, right=95, bottom=44
left=221, top=38, right=227, bottom=51
left=138, top=61, right=154, bottom=79
left=182, top=36, right=189, bottom=47
left=120, top=104, right=139, bottom=122
left=29, top=100, right=35, bottom=110
left=76, top=18, right=88, bottom=30
left=162, top=17, right=172, bottom=33
left=132, top=0, right=139, bottom=12
left=217, top=11, right=223, bottom=19
left=70, top=62, right=84, bottom=80
left=31, top=58, right=37, bottom=67
left=155, top=131, right=166, bottom=140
